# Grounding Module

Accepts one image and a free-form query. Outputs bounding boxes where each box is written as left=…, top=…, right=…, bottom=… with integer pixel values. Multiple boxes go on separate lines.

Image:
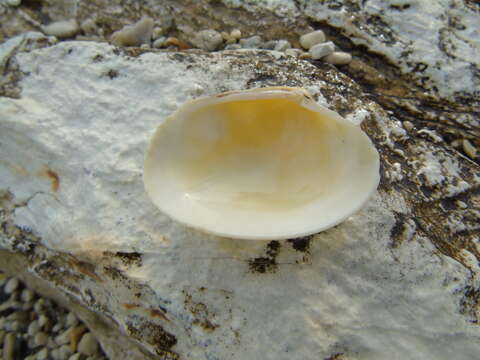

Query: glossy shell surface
left=144, top=87, right=380, bottom=240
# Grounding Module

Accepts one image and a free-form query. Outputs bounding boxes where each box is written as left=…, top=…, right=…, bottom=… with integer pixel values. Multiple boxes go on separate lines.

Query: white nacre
left=144, top=87, right=380, bottom=240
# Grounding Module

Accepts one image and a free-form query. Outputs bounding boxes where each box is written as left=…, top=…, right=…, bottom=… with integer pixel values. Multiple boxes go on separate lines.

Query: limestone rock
left=1, top=32, right=479, bottom=360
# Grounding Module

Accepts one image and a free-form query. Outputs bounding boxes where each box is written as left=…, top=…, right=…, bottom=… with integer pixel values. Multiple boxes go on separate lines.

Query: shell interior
left=144, top=87, right=380, bottom=240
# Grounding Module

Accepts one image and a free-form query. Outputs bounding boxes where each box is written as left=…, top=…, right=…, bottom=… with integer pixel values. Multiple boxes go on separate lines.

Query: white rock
left=239, top=35, right=262, bottom=48
left=299, top=30, right=325, bottom=49
left=68, top=354, right=81, bottom=360
left=152, top=27, right=164, bottom=40
left=36, top=347, right=49, bottom=360
left=4, top=277, right=19, bottom=294
left=463, top=139, right=477, bottom=158
left=27, top=320, right=40, bottom=336
left=284, top=48, right=303, bottom=57
left=309, top=41, right=335, bottom=59
left=42, top=19, right=79, bottom=39
left=80, top=19, right=98, bottom=35
left=77, top=333, right=99, bottom=356
left=110, top=17, right=154, bottom=47
left=1, top=38, right=480, bottom=360
left=6, top=0, right=21, bottom=6
left=58, top=345, right=73, bottom=359
left=230, top=29, right=242, bottom=40
left=192, top=29, right=223, bottom=51
left=65, top=312, right=78, bottom=328
left=152, top=36, right=166, bottom=49
left=21, top=288, right=34, bottom=302
left=274, top=39, right=291, bottom=52
left=37, top=314, right=48, bottom=328
left=324, top=51, right=352, bottom=65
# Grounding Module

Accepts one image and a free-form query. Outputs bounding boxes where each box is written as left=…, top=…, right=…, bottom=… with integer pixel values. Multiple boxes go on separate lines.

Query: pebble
left=324, top=51, right=352, bottom=65
left=403, top=121, right=414, bottom=131
left=28, top=320, right=40, bottom=336
left=42, top=19, right=80, bottom=39
left=80, top=19, right=98, bottom=35
left=230, top=29, right=242, bottom=40
left=68, top=354, right=81, bottom=360
left=309, top=41, right=335, bottom=59
left=34, top=332, right=49, bottom=346
left=58, top=344, right=73, bottom=359
left=224, top=44, right=242, bottom=50
left=192, top=29, right=223, bottom=51
left=3, top=332, right=16, bottom=360
left=65, top=312, right=79, bottom=328
left=240, top=35, right=262, bottom=49
left=21, top=289, right=35, bottom=303
left=78, top=332, right=99, bottom=356
left=274, top=40, right=291, bottom=52
left=111, top=17, right=154, bottom=47
left=55, top=327, right=72, bottom=346
left=300, top=30, right=326, bottom=49
left=38, top=314, right=48, bottom=328
left=6, top=0, right=21, bottom=6
left=152, top=27, right=164, bottom=40
left=37, top=347, right=49, bottom=360
left=152, top=36, right=166, bottom=48
left=34, top=299, right=45, bottom=313
left=462, top=139, right=477, bottom=158
left=4, top=277, right=19, bottom=294
left=284, top=48, right=301, bottom=57
left=164, top=37, right=190, bottom=49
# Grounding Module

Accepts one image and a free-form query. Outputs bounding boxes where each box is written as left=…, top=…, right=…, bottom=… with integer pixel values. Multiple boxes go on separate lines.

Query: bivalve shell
left=144, top=87, right=380, bottom=240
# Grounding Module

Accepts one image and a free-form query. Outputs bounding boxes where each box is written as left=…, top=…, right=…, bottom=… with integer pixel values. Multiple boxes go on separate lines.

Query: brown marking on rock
left=164, top=37, right=191, bottom=50
left=46, top=169, right=60, bottom=192
left=150, top=308, right=170, bottom=322
left=248, top=241, right=281, bottom=273
left=123, top=303, right=140, bottom=310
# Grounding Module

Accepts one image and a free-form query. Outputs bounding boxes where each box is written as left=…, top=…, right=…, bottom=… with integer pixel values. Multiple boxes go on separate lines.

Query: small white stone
left=456, top=200, right=468, bottom=209
left=36, top=347, right=49, bottom=360
left=80, top=19, right=98, bottom=35
left=34, top=299, right=45, bottom=313
left=152, top=27, right=164, bottom=40
left=152, top=37, right=166, bottom=48
left=230, top=29, right=241, bottom=40
left=34, top=332, right=48, bottom=346
left=4, top=277, right=19, bottom=294
left=274, top=40, right=291, bottom=52
left=192, top=29, right=223, bottom=51
left=68, top=353, right=81, bottom=360
left=38, top=314, right=48, bottom=328
left=42, top=19, right=79, bottom=39
left=111, top=17, right=154, bottom=47
left=324, top=51, right=352, bottom=65
left=52, top=323, right=62, bottom=333
left=58, top=345, right=73, bottom=359
left=403, top=121, right=414, bottom=131
left=77, top=332, right=99, bottom=356
left=239, top=35, right=262, bottom=49
left=284, top=48, right=303, bottom=57
left=28, top=321, right=40, bottom=336
left=309, top=41, right=335, bottom=60
left=462, top=139, right=477, bottom=158
left=21, top=289, right=35, bottom=303
left=6, top=0, right=21, bottom=7
left=300, top=30, right=326, bottom=49
left=65, top=312, right=79, bottom=328
left=55, top=328, right=72, bottom=346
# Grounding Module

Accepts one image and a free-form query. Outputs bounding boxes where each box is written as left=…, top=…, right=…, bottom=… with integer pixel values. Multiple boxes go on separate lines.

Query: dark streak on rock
left=248, top=241, right=281, bottom=273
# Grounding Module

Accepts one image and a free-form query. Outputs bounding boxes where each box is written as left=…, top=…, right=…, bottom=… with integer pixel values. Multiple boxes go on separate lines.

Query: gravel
left=0, top=274, right=108, bottom=360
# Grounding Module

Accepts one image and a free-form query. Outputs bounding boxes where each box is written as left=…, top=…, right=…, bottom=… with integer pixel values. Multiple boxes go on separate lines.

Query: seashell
left=144, top=87, right=380, bottom=240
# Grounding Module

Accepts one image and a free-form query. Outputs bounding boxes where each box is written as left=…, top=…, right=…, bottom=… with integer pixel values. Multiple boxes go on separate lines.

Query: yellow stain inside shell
left=174, top=98, right=342, bottom=211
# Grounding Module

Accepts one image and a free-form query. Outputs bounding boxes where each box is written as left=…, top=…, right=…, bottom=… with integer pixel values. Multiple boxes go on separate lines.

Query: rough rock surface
left=1, top=28, right=479, bottom=360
